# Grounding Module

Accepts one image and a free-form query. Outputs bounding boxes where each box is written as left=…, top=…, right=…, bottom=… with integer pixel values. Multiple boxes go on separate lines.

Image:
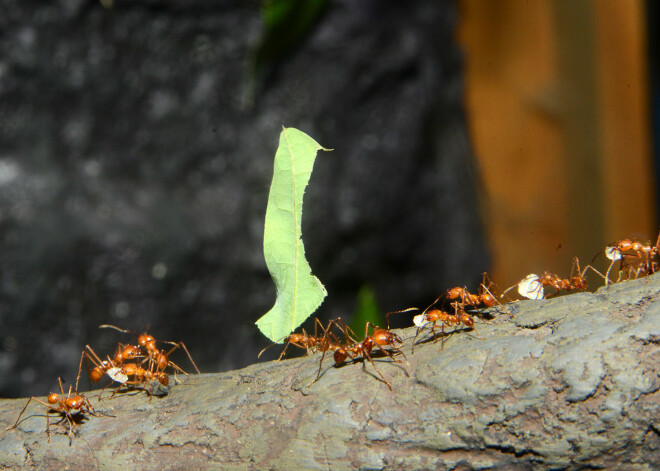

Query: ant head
left=447, top=287, right=463, bottom=299
left=47, top=393, right=60, bottom=405
left=138, top=334, right=156, bottom=348
left=617, top=239, right=634, bottom=251
left=288, top=333, right=306, bottom=343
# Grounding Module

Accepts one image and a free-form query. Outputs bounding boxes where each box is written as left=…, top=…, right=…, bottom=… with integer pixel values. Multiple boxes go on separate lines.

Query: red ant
left=109, top=362, right=170, bottom=398
left=410, top=296, right=477, bottom=352
left=602, top=233, right=660, bottom=284
left=443, top=272, right=513, bottom=318
left=257, top=318, right=340, bottom=360
left=6, top=355, right=98, bottom=444
left=82, top=344, right=170, bottom=399
left=99, top=325, right=200, bottom=377
left=312, top=319, right=405, bottom=391
left=504, top=257, right=604, bottom=299
left=444, top=273, right=497, bottom=310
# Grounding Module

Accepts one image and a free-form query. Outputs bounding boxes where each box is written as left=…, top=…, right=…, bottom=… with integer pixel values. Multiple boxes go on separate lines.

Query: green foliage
left=350, top=285, right=385, bottom=336
left=253, top=0, right=329, bottom=75
left=256, top=127, right=330, bottom=342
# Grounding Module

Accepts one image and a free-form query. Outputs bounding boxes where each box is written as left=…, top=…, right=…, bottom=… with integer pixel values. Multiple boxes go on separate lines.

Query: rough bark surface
left=0, top=275, right=658, bottom=470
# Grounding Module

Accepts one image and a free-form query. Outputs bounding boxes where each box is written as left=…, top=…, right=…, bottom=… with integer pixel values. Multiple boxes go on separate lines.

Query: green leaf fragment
left=256, top=127, right=330, bottom=342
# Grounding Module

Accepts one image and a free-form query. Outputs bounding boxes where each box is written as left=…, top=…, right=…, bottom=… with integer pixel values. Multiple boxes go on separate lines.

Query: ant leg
left=275, top=340, right=294, bottom=361
left=75, top=349, right=86, bottom=393
left=501, top=282, right=519, bottom=299
left=46, top=408, right=52, bottom=443
left=79, top=348, right=94, bottom=391
left=58, top=377, right=67, bottom=398
left=482, top=283, right=513, bottom=318
left=64, top=412, right=75, bottom=445
left=164, top=341, right=200, bottom=374
left=361, top=350, right=393, bottom=391
left=6, top=397, right=35, bottom=431
left=580, top=263, right=607, bottom=282
left=340, top=318, right=360, bottom=344
left=312, top=348, right=331, bottom=385
left=544, top=285, right=561, bottom=299
left=312, top=319, right=339, bottom=384
left=375, top=343, right=405, bottom=363
left=83, top=396, right=97, bottom=417
left=257, top=335, right=287, bottom=359
left=411, top=326, right=424, bottom=354
left=329, top=317, right=358, bottom=346
left=412, top=320, right=438, bottom=353
left=440, top=322, right=447, bottom=349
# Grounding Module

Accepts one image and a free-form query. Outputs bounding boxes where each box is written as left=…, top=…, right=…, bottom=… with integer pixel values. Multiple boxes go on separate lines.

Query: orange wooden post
left=457, top=0, right=655, bottom=289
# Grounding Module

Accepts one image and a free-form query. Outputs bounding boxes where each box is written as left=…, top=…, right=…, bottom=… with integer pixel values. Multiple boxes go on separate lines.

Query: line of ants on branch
left=6, top=231, right=658, bottom=444
left=259, top=231, right=660, bottom=390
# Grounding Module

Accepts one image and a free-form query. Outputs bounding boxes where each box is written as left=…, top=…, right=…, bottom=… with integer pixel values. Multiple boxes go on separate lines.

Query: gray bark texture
left=0, top=275, right=658, bottom=470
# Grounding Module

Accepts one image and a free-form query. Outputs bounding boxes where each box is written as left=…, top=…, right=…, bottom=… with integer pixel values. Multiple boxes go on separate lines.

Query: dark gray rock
left=0, top=273, right=657, bottom=470
left=0, top=0, right=486, bottom=397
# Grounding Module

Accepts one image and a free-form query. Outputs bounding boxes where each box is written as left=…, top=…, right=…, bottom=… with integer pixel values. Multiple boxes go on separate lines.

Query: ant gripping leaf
left=256, top=127, right=332, bottom=343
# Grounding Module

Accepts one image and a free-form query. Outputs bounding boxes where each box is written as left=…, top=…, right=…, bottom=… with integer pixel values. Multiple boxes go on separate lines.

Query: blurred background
left=0, top=0, right=656, bottom=397
left=459, top=0, right=656, bottom=288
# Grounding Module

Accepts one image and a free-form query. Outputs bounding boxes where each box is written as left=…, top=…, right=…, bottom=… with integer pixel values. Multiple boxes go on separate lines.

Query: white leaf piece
left=107, top=367, right=128, bottom=384
left=413, top=313, right=430, bottom=328
left=518, top=274, right=544, bottom=300
left=605, top=246, right=622, bottom=261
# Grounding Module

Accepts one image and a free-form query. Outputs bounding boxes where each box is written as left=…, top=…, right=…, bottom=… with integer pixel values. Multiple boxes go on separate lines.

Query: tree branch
left=1, top=276, right=659, bottom=470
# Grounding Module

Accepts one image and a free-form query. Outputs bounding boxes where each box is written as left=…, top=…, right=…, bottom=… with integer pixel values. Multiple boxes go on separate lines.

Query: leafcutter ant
left=504, top=257, right=605, bottom=299
left=601, top=233, right=660, bottom=284
left=257, top=318, right=340, bottom=360
left=410, top=296, right=478, bottom=352
left=443, top=272, right=513, bottom=318
left=6, top=356, right=98, bottom=445
left=312, top=318, right=405, bottom=391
